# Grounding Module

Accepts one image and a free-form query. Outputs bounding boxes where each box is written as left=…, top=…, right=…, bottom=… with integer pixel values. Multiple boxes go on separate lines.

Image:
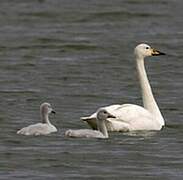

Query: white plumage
left=81, top=44, right=165, bottom=132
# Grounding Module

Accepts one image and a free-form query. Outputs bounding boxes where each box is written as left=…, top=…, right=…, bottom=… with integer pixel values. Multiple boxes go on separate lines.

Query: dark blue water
left=0, top=0, right=183, bottom=179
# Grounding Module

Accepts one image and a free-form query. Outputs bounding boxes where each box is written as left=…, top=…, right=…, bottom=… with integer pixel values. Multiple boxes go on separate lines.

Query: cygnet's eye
left=146, top=47, right=149, bottom=49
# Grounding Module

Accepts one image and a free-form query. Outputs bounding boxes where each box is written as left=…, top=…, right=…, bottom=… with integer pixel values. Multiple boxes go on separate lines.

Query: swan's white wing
left=107, top=104, right=152, bottom=123
left=17, top=123, right=57, bottom=136
left=81, top=104, right=160, bottom=131
left=106, top=104, right=160, bottom=131
left=65, top=129, right=106, bottom=138
left=81, top=104, right=121, bottom=120
left=81, top=105, right=122, bottom=130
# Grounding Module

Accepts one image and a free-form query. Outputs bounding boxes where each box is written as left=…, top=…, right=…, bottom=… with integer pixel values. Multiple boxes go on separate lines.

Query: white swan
left=17, top=102, right=57, bottom=136
left=65, top=108, right=115, bottom=138
left=81, top=43, right=165, bottom=131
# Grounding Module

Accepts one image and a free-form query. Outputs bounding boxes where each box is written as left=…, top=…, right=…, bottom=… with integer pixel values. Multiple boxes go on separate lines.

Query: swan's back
left=65, top=129, right=106, bottom=138
left=105, top=104, right=158, bottom=131
left=109, top=104, right=153, bottom=122
left=17, top=123, right=57, bottom=136
left=81, top=104, right=161, bottom=131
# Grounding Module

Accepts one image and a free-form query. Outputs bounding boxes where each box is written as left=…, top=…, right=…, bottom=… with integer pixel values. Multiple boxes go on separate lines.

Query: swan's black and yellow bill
left=151, top=48, right=166, bottom=56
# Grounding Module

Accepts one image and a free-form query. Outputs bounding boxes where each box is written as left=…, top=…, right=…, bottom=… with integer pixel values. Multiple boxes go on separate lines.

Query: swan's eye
left=146, top=47, right=149, bottom=49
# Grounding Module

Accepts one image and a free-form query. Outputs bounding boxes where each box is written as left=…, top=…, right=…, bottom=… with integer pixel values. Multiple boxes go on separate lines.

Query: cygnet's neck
left=136, top=56, right=164, bottom=126
left=97, top=119, right=108, bottom=138
left=41, top=112, right=51, bottom=124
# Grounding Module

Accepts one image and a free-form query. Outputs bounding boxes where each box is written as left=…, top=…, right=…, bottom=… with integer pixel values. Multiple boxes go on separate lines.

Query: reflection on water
left=122, top=130, right=159, bottom=138
left=0, top=0, right=183, bottom=179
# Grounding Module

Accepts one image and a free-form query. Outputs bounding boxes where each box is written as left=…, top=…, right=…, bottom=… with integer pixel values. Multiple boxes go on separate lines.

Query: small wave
left=0, top=89, right=40, bottom=94
left=79, top=11, right=164, bottom=22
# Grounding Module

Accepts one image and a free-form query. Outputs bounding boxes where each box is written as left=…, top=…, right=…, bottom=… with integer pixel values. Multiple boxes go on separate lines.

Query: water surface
left=0, top=0, right=183, bottom=179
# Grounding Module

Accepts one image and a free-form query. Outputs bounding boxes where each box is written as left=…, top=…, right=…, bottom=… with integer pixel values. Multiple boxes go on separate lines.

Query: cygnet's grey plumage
left=17, top=102, right=57, bottom=136
left=65, top=129, right=105, bottom=138
left=65, top=108, right=115, bottom=138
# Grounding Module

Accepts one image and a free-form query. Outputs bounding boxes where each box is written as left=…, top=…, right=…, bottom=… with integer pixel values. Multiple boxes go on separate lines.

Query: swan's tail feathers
left=81, top=116, right=98, bottom=130
left=80, top=116, right=91, bottom=121
left=16, top=128, right=29, bottom=135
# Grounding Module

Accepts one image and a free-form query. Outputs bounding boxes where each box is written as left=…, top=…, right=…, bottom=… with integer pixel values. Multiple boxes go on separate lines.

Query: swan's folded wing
left=80, top=104, right=122, bottom=130
left=106, top=104, right=157, bottom=131
left=81, top=104, right=122, bottom=121
left=82, top=104, right=152, bottom=123
left=81, top=103, right=155, bottom=131
left=107, top=104, right=153, bottom=123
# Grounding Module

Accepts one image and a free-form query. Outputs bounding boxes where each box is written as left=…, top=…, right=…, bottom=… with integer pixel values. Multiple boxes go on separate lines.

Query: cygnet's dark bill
left=151, top=48, right=166, bottom=56
left=51, top=110, right=56, bottom=114
left=107, top=114, right=116, bottom=118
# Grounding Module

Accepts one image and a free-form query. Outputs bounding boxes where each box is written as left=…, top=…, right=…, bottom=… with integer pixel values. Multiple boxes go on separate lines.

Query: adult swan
left=81, top=43, right=165, bottom=131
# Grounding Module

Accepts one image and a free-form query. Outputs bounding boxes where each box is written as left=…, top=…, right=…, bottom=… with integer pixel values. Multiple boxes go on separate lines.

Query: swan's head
left=40, top=102, right=56, bottom=116
left=134, top=43, right=165, bottom=59
left=97, top=108, right=116, bottom=121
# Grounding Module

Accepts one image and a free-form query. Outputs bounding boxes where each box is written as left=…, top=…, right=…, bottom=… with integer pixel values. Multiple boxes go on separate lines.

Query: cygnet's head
left=97, top=108, right=116, bottom=121
left=40, top=102, right=56, bottom=116
left=134, top=43, right=165, bottom=59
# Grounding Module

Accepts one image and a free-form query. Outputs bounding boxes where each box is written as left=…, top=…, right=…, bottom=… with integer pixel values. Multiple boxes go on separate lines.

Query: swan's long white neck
left=136, top=56, right=164, bottom=126
left=97, top=120, right=108, bottom=138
